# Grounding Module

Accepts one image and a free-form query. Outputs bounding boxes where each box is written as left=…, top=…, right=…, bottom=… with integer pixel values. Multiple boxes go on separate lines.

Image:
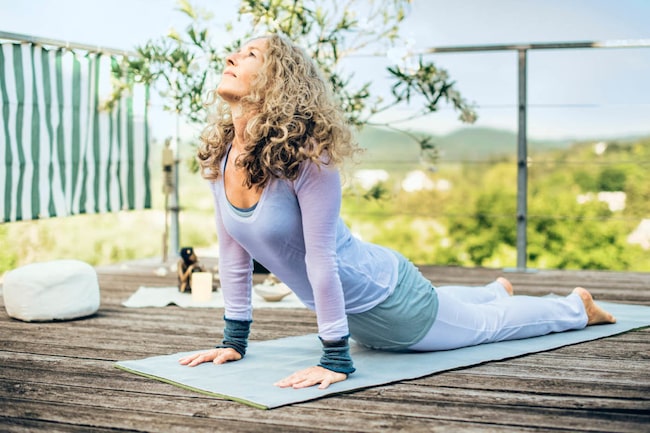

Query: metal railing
left=0, top=30, right=137, bottom=56
left=413, top=39, right=650, bottom=271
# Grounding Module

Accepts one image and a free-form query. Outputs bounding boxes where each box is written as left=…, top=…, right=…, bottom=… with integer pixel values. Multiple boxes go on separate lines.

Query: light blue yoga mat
left=116, top=301, right=650, bottom=409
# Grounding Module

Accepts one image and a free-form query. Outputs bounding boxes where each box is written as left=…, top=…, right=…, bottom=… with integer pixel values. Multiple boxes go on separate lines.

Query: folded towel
left=122, top=286, right=304, bottom=309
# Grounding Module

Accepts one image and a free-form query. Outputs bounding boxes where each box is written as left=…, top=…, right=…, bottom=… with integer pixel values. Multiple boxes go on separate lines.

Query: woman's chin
left=216, top=87, right=242, bottom=103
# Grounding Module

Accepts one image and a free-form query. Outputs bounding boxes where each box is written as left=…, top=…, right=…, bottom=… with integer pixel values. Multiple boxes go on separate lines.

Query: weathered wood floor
left=1, top=258, right=649, bottom=432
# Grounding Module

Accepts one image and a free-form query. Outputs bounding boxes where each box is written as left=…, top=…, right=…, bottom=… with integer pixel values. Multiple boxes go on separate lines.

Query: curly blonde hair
left=197, top=34, right=359, bottom=187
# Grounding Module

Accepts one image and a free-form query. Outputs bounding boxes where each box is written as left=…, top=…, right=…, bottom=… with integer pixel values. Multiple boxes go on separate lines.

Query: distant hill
left=355, top=126, right=422, bottom=164
left=356, top=126, right=574, bottom=166
left=434, top=127, right=573, bottom=161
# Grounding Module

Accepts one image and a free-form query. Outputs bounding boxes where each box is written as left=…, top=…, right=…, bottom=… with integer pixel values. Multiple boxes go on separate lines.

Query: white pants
left=408, top=281, right=588, bottom=351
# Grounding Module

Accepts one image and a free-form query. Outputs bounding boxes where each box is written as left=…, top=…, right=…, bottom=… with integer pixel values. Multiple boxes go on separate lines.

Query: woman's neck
left=231, top=105, right=249, bottom=152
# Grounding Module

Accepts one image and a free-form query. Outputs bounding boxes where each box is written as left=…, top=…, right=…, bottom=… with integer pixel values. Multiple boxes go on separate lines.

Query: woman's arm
left=180, top=184, right=254, bottom=368
left=274, top=161, right=354, bottom=388
left=214, top=198, right=255, bottom=322
left=294, top=161, right=349, bottom=340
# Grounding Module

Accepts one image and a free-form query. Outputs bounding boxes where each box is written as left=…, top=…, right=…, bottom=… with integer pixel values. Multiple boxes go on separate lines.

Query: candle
left=191, top=272, right=213, bottom=303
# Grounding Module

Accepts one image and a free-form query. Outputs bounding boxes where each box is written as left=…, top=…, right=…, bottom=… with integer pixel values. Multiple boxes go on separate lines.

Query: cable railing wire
left=342, top=210, right=647, bottom=222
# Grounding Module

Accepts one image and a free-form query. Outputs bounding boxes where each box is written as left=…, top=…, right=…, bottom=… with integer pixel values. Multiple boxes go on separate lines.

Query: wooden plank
left=0, top=418, right=120, bottom=433
left=2, top=386, right=539, bottom=433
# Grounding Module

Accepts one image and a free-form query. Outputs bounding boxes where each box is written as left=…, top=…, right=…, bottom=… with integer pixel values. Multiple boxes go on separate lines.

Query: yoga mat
left=115, top=300, right=650, bottom=409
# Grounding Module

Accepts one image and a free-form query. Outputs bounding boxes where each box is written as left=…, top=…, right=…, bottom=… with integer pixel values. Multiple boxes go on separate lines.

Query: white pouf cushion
left=3, top=260, right=100, bottom=322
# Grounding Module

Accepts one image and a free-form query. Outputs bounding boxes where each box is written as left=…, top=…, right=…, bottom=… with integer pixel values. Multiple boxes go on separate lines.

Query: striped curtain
left=0, top=42, right=151, bottom=223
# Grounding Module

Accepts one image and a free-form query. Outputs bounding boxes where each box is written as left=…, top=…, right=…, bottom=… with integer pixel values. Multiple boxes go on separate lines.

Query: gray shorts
left=347, top=251, right=439, bottom=351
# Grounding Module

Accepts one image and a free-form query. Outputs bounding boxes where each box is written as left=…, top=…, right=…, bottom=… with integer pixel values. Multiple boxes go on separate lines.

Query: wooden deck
left=1, top=258, right=649, bottom=432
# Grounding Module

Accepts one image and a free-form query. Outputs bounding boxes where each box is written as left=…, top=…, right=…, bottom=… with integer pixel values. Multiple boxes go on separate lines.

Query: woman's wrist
left=318, top=335, right=355, bottom=375
left=216, top=317, right=252, bottom=357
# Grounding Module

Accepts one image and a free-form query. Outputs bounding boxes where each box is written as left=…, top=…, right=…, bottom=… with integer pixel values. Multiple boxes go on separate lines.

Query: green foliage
left=573, top=169, right=597, bottom=191
left=597, top=166, right=627, bottom=191
left=109, top=0, right=476, bottom=156
left=362, top=182, right=391, bottom=201
left=387, top=57, right=476, bottom=123
left=526, top=181, right=628, bottom=270
left=622, top=140, right=650, bottom=218
left=0, top=225, right=18, bottom=271
left=109, top=2, right=224, bottom=121
left=444, top=165, right=517, bottom=266
left=340, top=134, right=650, bottom=271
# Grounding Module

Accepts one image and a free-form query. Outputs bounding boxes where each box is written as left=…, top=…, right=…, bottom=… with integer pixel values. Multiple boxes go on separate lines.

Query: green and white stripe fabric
left=0, top=42, right=150, bottom=223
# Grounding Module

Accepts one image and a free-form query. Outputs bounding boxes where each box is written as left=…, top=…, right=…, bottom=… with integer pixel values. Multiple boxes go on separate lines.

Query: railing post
left=516, top=48, right=528, bottom=271
left=169, top=114, right=181, bottom=260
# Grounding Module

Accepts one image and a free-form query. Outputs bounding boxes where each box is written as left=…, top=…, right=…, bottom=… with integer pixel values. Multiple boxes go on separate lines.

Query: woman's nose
left=225, top=53, right=236, bottom=66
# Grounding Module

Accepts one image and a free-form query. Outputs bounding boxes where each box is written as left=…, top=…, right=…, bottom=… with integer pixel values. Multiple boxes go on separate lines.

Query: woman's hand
left=274, top=366, right=347, bottom=390
left=178, top=348, right=241, bottom=367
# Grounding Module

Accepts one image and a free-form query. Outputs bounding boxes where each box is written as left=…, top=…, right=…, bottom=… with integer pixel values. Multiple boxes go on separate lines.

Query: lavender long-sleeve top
left=210, top=155, right=399, bottom=341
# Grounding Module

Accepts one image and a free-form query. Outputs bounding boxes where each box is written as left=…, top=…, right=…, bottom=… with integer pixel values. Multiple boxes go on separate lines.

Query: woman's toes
left=573, top=287, right=616, bottom=325
left=497, top=277, right=514, bottom=296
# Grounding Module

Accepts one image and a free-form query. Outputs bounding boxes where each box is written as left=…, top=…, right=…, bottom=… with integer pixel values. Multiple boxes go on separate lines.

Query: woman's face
left=217, top=38, right=268, bottom=103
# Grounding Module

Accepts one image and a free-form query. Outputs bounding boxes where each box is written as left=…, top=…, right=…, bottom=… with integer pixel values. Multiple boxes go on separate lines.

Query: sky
left=1, top=0, right=649, bottom=142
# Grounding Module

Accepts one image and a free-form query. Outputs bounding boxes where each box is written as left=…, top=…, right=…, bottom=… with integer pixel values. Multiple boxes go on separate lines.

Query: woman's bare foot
left=573, top=287, right=616, bottom=325
left=497, top=277, right=514, bottom=296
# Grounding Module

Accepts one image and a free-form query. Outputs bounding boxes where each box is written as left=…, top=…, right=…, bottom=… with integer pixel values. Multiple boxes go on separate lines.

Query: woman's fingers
left=213, top=349, right=241, bottom=364
left=274, top=366, right=346, bottom=389
left=178, top=350, right=215, bottom=366
left=178, top=348, right=241, bottom=367
left=317, top=376, right=332, bottom=390
left=180, top=355, right=347, bottom=390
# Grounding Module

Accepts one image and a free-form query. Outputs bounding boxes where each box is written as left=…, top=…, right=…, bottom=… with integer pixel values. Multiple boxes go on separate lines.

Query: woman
left=179, top=34, right=616, bottom=390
